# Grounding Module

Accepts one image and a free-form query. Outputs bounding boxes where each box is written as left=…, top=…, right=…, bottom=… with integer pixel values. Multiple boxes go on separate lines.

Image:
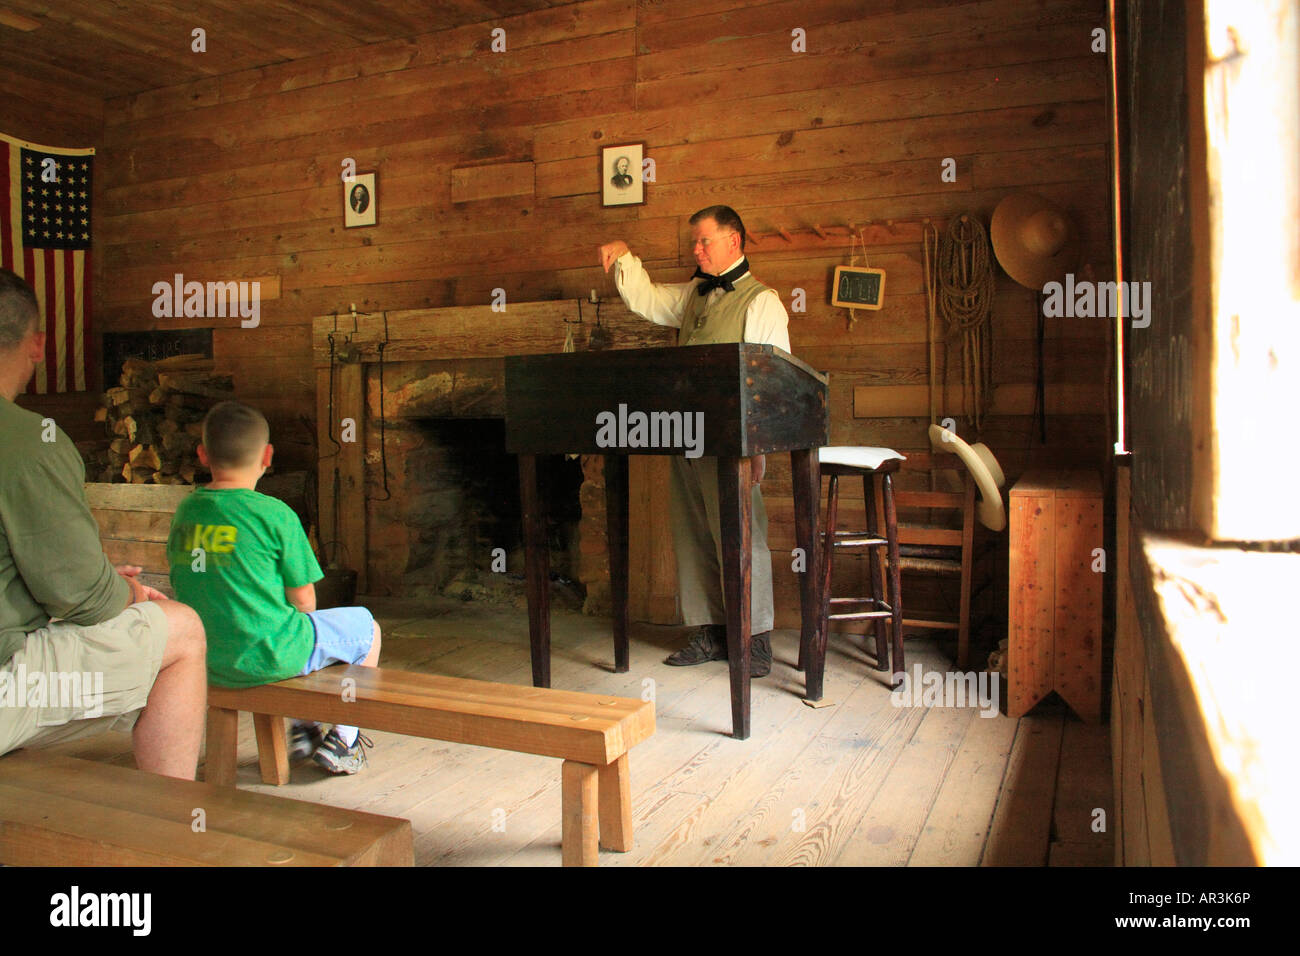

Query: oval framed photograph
left=344, top=171, right=378, bottom=228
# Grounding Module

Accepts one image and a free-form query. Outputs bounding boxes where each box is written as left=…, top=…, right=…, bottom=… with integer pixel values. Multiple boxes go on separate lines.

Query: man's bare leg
left=133, top=599, right=206, bottom=779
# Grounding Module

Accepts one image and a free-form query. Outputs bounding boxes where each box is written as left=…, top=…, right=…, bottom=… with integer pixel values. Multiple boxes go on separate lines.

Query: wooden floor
left=50, top=597, right=1113, bottom=866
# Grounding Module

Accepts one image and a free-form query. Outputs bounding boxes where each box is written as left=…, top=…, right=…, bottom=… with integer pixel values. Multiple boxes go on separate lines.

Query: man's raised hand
left=599, top=240, right=629, bottom=273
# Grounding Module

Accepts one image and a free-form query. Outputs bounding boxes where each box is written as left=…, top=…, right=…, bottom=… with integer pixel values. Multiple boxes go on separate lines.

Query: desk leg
left=518, top=454, right=550, bottom=688
left=718, top=456, right=752, bottom=740
left=790, top=448, right=823, bottom=698
left=604, top=454, right=630, bottom=673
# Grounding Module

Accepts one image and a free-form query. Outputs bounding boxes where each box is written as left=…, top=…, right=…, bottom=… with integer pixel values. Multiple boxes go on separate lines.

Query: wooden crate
left=84, top=482, right=193, bottom=596
left=1008, top=470, right=1103, bottom=721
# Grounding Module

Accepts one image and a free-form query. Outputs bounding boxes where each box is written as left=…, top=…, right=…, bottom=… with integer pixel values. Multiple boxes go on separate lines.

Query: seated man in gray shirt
left=0, top=268, right=207, bottom=778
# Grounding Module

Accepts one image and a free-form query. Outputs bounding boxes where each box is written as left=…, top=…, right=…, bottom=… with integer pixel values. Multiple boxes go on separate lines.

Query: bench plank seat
left=205, top=664, right=655, bottom=866
left=0, top=751, right=412, bottom=866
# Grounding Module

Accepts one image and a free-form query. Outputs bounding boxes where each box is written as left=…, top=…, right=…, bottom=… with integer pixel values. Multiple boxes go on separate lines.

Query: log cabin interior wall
left=31, top=0, right=1113, bottom=623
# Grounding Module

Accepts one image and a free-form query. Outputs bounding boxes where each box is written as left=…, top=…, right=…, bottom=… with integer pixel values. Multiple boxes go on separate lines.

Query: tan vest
left=678, top=274, right=771, bottom=347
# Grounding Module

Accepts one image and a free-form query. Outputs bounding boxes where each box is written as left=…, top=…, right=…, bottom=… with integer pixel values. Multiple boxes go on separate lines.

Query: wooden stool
left=804, top=448, right=905, bottom=694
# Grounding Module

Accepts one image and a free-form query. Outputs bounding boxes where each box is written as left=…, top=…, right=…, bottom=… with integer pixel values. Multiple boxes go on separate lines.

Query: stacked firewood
left=90, top=354, right=233, bottom=484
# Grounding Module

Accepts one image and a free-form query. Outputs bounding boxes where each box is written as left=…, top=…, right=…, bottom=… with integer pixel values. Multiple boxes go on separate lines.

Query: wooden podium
left=505, top=344, right=830, bottom=739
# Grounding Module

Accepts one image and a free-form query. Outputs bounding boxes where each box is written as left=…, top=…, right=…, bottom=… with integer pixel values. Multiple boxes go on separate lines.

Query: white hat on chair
left=927, top=424, right=1007, bottom=532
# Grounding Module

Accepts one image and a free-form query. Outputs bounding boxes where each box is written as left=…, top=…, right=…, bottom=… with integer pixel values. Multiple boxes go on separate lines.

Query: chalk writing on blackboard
left=102, top=329, right=213, bottom=385
left=831, top=266, right=886, bottom=310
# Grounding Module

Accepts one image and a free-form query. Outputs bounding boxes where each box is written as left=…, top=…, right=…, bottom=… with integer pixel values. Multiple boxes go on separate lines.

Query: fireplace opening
left=400, top=418, right=584, bottom=606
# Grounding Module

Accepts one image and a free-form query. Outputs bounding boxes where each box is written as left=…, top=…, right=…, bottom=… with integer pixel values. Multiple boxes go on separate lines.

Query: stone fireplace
left=312, top=300, right=678, bottom=618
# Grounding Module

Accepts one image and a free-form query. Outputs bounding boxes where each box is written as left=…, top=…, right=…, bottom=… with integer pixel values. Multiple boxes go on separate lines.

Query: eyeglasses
left=691, top=231, right=734, bottom=249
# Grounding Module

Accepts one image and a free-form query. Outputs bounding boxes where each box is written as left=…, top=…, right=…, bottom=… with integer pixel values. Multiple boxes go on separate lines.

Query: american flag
left=0, top=132, right=93, bottom=393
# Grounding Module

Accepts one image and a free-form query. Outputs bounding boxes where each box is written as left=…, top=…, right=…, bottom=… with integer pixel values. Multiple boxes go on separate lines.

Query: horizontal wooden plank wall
left=94, top=0, right=1115, bottom=621
left=0, top=72, right=104, bottom=148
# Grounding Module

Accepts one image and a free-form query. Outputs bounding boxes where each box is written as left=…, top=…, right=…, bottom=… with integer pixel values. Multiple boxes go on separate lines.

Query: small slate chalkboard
left=831, top=266, right=886, bottom=310
left=102, top=328, right=212, bottom=386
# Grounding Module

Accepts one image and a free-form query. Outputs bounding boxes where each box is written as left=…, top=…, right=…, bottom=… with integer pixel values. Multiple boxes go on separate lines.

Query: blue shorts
left=299, top=607, right=376, bottom=676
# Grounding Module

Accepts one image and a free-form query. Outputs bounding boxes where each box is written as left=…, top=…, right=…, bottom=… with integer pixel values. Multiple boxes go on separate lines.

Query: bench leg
left=204, top=706, right=239, bottom=787
left=561, top=760, right=599, bottom=867
left=597, top=753, right=632, bottom=852
left=253, top=713, right=290, bottom=785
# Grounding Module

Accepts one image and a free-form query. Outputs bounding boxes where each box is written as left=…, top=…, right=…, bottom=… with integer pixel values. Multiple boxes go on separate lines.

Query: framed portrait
left=344, top=172, right=377, bottom=228
left=601, top=142, right=644, bottom=207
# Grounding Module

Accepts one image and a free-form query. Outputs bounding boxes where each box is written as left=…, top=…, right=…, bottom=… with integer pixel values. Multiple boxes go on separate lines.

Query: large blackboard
left=101, top=328, right=212, bottom=387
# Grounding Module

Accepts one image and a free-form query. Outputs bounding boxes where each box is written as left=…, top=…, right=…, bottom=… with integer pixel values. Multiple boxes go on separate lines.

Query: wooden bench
left=0, top=750, right=412, bottom=866
left=206, top=665, right=655, bottom=866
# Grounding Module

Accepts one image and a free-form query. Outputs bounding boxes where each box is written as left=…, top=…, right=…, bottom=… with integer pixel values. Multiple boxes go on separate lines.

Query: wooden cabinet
left=1008, top=470, right=1103, bottom=722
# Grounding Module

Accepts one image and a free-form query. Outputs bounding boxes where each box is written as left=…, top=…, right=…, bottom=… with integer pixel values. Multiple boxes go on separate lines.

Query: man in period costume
left=599, top=205, right=789, bottom=677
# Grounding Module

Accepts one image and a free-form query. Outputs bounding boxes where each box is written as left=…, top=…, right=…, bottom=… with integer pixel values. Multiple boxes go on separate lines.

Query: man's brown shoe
left=665, top=625, right=728, bottom=666
left=750, top=631, right=773, bottom=678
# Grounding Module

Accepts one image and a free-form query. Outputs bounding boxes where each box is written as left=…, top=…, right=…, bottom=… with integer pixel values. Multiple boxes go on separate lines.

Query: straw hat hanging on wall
left=989, top=192, right=1081, bottom=290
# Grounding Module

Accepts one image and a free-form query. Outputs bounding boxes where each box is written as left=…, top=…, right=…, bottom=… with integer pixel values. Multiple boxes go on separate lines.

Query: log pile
left=89, top=354, right=233, bottom=484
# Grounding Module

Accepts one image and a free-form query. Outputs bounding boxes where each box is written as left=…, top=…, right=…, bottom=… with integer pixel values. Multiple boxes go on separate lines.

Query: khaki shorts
left=0, top=601, right=169, bottom=756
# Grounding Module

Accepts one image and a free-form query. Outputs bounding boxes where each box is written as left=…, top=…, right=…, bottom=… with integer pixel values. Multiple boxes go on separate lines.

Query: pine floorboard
left=41, top=595, right=1113, bottom=866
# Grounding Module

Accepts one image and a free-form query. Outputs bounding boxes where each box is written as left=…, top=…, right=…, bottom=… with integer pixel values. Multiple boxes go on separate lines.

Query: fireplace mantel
left=311, top=299, right=671, bottom=366
left=312, top=299, right=674, bottom=592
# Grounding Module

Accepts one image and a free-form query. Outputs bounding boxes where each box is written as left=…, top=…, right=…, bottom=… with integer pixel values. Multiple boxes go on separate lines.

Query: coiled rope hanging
left=935, top=214, right=995, bottom=430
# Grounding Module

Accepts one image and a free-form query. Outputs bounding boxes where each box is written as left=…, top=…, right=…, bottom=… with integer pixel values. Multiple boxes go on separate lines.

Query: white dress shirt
left=613, top=251, right=792, bottom=353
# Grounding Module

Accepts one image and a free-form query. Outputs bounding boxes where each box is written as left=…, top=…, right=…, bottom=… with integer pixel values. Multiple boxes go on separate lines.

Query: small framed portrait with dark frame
left=344, top=172, right=377, bottom=228
left=601, top=143, right=644, bottom=207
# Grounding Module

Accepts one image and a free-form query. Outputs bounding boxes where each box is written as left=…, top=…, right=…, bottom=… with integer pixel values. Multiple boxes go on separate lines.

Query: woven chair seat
left=896, top=555, right=961, bottom=575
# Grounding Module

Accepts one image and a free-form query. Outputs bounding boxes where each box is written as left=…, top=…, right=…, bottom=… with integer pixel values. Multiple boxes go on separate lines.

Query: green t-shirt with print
left=167, top=487, right=322, bottom=688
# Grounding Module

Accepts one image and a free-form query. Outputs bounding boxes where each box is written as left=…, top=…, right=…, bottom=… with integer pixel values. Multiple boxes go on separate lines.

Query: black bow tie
left=693, top=258, right=749, bottom=295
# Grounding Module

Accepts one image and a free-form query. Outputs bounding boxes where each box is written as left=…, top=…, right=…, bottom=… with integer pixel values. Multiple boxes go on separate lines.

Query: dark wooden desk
left=505, top=344, right=829, bottom=739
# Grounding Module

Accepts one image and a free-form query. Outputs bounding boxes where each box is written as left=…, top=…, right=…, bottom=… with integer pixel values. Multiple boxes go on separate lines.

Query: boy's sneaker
left=312, top=729, right=372, bottom=775
left=288, top=722, right=325, bottom=761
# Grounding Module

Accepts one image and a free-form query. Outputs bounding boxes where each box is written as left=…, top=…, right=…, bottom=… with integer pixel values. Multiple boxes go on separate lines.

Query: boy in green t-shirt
left=167, top=401, right=381, bottom=774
